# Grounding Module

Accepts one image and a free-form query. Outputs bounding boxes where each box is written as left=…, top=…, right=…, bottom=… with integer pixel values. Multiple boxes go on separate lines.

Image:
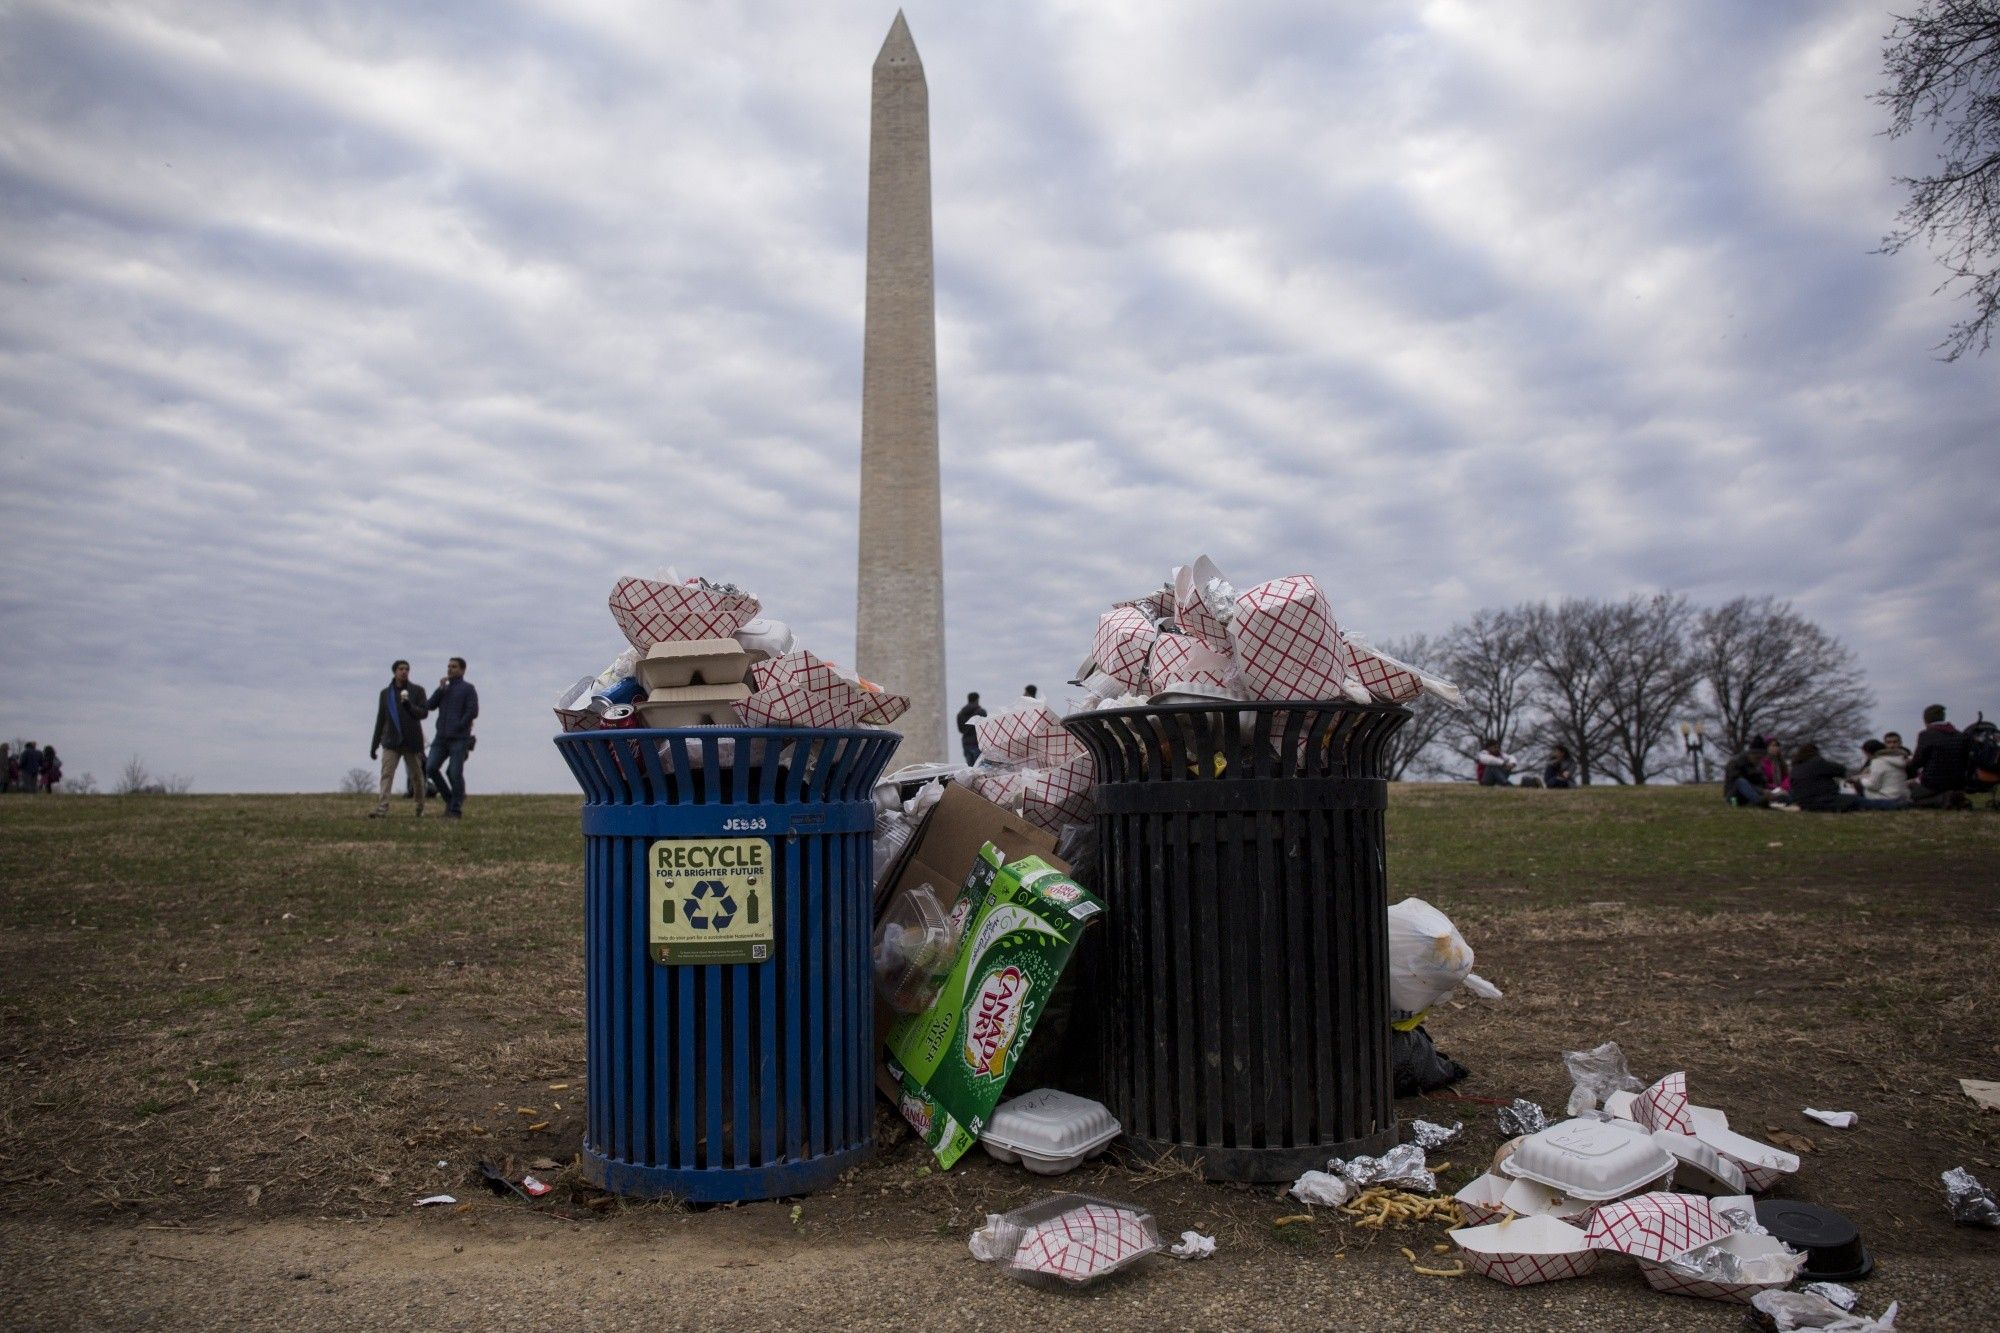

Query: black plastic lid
left=1755, top=1199, right=1872, bottom=1281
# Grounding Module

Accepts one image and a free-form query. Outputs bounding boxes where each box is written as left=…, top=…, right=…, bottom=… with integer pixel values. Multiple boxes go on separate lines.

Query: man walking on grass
left=369, top=660, right=429, bottom=818
left=426, top=657, right=479, bottom=820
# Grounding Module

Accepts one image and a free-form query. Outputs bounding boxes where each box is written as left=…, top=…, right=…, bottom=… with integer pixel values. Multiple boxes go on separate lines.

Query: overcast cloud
left=1, top=0, right=1994, bottom=793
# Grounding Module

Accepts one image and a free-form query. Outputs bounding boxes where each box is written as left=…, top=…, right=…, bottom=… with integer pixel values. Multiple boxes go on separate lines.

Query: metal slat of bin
left=556, top=726, right=898, bottom=1202
left=1065, top=699, right=1409, bottom=1182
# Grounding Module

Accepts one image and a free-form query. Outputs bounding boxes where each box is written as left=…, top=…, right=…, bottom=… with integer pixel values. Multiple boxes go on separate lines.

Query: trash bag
left=1387, top=898, right=1499, bottom=1026
left=1391, top=1024, right=1469, bottom=1097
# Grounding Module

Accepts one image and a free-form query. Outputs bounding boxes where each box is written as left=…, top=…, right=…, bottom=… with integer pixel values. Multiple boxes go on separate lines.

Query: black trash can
left=1063, top=699, right=1409, bottom=1181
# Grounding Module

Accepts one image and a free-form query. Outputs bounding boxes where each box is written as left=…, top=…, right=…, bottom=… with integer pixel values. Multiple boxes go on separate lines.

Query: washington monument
left=857, top=11, right=946, bottom=765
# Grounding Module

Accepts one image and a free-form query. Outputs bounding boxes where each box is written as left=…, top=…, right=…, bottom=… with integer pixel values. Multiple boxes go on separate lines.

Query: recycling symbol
left=683, top=879, right=738, bottom=932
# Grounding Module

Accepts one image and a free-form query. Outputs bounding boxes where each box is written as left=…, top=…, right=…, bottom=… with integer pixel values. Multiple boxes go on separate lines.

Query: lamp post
left=1680, top=722, right=1707, bottom=785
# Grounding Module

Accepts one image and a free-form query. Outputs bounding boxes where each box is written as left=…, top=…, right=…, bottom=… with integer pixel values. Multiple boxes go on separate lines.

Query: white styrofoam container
left=1650, top=1130, right=1746, bottom=1194
left=1501, top=1118, right=1677, bottom=1201
left=1500, top=1175, right=1596, bottom=1224
left=980, top=1090, right=1121, bottom=1175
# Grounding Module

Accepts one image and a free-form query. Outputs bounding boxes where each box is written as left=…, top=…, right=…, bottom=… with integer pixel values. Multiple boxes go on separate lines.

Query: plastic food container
left=1499, top=1175, right=1595, bottom=1224
left=972, top=1194, right=1161, bottom=1287
left=1451, top=1216, right=1600, bottom=1286
left=1501, top=1119, right=1677, bottom=1201
left=1754, top=1199, right=1872, bottom=1282
left=871, top=883, right=960, bottom=1014
left=981, top=1089, right=1122, bottom=1175
left=1692, top=1122, right=1799, bottom=1193
left=1651, top=1130, right=1746, bottom=1195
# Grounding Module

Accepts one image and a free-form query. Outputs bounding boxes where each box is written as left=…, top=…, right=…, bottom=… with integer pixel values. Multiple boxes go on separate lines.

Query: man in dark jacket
left=426, top=657, right=479, bottom=820
left=1908, top=704, right=1971, bottom=808
left=369, top=660, right=430, bottom=817
left=955, top=692, right=986, bottom=766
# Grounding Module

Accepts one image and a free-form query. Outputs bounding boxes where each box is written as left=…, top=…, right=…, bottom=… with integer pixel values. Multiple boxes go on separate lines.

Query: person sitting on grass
left=1907, top=704, right=1972, bottom=809
left=1758, top=736, right=1791, bottom=798
left=1855, top=738, right=1910, bottom=806
left=1475, top=738, right=1517, bottom=786
left=1724, top=742, right=1775, bottom=807
left=1543, top=745, right=1576, bottom=789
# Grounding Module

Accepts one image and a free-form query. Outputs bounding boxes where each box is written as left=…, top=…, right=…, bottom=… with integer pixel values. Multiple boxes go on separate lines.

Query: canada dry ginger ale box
left=884, top=845, right=1103, bottom=1167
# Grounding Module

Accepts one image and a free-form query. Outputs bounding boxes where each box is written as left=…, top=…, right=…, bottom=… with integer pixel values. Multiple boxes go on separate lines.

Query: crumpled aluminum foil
left=1408, top=1119, right=1461, bottom=1150
left=1802, top=1283, right=1860, bottom=1312
left=1497, top=1098, right=1548, bottom=1137
left=1944, top=1166, right=2000, bottom=1227
left=1750, top=1290, right=1900, bottom=1332
left=1562, top=1040, right=1644, bottom=1115
left=1328, top=1143, right=1434, bottom=1193
left=1662, top=1238, right=1802, bottom=1285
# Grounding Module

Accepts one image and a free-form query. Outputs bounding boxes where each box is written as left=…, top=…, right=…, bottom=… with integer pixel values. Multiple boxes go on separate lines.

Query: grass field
left=2, top=786, right=1995, bottom=1329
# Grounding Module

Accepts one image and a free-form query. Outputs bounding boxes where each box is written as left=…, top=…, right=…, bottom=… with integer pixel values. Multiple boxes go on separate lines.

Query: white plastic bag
left=1387, top=897, right=1477, bottom=1024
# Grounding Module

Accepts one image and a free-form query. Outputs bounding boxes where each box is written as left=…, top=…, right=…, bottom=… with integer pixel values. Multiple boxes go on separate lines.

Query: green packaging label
left=885, top=846, right=1104, bottom=1167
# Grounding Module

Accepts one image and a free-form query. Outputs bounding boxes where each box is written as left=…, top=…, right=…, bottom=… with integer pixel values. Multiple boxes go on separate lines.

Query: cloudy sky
left=1, top=0, right=1994, bottom=794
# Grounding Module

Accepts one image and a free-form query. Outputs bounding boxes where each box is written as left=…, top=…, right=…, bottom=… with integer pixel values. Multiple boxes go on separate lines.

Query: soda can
left=601, top=704, right=640, bottom=729
left=594, top=676, right=644, bottom=707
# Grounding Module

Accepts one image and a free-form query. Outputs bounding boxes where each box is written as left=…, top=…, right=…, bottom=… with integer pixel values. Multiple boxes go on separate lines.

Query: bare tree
left=1521, top=598, right=1619, bottom=785
left=338, top=766, right=375, bottom=795
left=1693, top=596, right=1876, bottom=757
left=66, top=772, right=99, bottom=795
left=116, top=756, right=154, bottom=795
left=1375, top=633, right=1457, bottom=780
left=1877, top=1, right=2000, bottom=359
left=1441, top=608, right=1538, bottom=773
left=1596, top=594, right=1702, bottom=784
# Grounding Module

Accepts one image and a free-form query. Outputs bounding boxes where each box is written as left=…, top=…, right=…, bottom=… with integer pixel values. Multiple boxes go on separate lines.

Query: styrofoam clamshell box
left=636, top=638, right=753, bottom=691
left=1635, top=1231, right=1805, bottom=1304
left=1501, top=1119, right=1677, bottom=1201
left=1650, top=1130, right=1746, bottom=1195
left=980, top=1089, right=1121, bottom=1175
left=1452, top=1216, right=1601, bottom=1286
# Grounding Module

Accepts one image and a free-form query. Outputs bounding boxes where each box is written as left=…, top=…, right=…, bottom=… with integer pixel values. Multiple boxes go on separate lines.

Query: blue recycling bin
left=554, top=726, right=900, bottom=1202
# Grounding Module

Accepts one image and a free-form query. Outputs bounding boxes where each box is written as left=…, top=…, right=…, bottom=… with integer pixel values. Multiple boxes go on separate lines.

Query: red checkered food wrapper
left=609, top=575, right=761, bottom=651
left=1171, top=556, right=1237, bottom=653
left=1007, top=1199, right=1162, bottom=1285
left=1584, top=1192, right=1730, bottom=1262
left=1452, top=1216, right=1601, bottom=1287
left=1092, top=607, right=1158, bottom=692
left=1115, top=586, right=1176, bottom=625
left=1230, top=575, right=1366, bottom=702
left=1341, top=634, right=1464, bottom=706
left=738, top=650, right=909, bottom=730
left=1021, top=756, right=1096, bottom=834
left=974, top=701, right=1084, bottom=769
left=1632, top=1071, right=1696, bottom=1136
left=1148, top=633, right=1246, bottom=697
left=1636, top=1232, right=1806, bottom=1304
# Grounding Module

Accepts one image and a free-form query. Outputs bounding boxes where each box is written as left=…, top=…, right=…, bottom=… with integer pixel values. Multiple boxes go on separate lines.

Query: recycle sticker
left=647, top=837, right=774, bottom=965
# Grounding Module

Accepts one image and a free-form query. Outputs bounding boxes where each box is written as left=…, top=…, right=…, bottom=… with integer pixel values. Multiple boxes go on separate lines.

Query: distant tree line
left=1379, top=594, right=1873, bottom=784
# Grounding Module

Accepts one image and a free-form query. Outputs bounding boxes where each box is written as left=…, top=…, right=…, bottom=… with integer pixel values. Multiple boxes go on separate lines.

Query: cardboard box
left=884, top=847, right=1103, bottom=1167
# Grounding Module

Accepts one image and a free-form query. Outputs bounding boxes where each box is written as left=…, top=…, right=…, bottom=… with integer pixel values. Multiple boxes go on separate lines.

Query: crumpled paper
left=1328, top=1143, right=1433, bottom=1193
left=1497, top=1098, right=1548, bottom=1137
left=1803, top=1108, right=1858, bottom=1129
left=1563, top=1040, right=1645, bottom=1116
left=1750, top=1290, right=1900, bottom=1332
left=969, top=1213, right=1018, bottom=1263
left=736, top=650, right=909, bottom=730
left=1944, top=1166, right=2000, bottom=1226
left=1409, top=1120, right=1461, bottom=1150
left=1290, top=1170, right=1353, bottom=1207
left=1169, top=1230, right=1216, bottom=1260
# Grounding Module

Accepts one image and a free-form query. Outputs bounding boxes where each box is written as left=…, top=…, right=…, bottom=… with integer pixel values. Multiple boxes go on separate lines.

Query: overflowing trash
left=1943, top=1166, right=2000, bottom=1226
left=968, top=1195, right=1162, bottom=1287
left=883, top=848, right=1102, bottom=1168
left=553, top=571, right=907, bottom=735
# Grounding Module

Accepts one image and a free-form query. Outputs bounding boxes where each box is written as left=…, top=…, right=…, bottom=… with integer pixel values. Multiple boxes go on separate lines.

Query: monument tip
left=875, top=10, right=922, bottom=71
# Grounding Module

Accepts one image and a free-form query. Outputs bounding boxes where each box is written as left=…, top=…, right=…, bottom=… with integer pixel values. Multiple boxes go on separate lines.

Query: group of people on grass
left=1470, top=703, right=1993, bottom=812
left=0, top=742, right=60, bottom=793
left=366, top=658, right=479, bottom=819
left=1723, top=704, right=1993, bottom=812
